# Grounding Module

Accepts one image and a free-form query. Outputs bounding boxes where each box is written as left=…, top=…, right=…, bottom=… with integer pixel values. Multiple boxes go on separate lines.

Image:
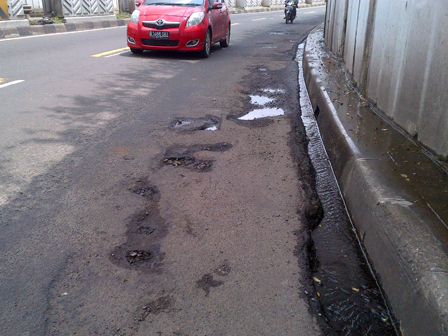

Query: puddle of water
left=250, top=95, right=274, bottom=106
left=297, top=43, right=399, bottom=335
left=238, top=108, right=284, bottom=120
left=173, top=120, right=192, bottom=128
left=262, top=88, right=285, bottom=94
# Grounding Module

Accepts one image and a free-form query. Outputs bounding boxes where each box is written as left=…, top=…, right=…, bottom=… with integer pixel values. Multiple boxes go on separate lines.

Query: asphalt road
left=0, top=7, right=326, bottom=335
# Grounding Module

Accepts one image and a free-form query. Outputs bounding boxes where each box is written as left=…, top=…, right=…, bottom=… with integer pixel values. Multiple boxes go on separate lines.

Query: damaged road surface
left=0, top=7, right=383, bottom=336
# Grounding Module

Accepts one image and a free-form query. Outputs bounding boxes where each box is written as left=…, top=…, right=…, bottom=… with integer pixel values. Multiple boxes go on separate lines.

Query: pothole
left=126, top=250, right=152, bottom=266
left=171, top=115, right=220, bottom=131
left=163, top=155, right=213, bottom=172
left=130, top=179, right=159, bottom=200
left=193, top=161, right=212, bottom=171
left=234, top=89, right=286, bottom=121
left=164, top=156, right=196, bottom=167
left=262, top=88, right=285, bottom=94
left=110, top=178, right=166, bottom=272
left=162, top=143, right=231, bottom=172
left=140, top=295, right=174, bottom=321
left=250, top=95, right=274, bottom=106
left=238, top=108, right=285, bottom=120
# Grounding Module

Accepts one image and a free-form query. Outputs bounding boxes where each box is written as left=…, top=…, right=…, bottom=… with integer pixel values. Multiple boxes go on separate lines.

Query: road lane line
left=231, top=23, right=240, bottom=26
left=105, top=50, right=130, bottom=58
left=0, top=80, right=24, bottom=89
left=251, top=18, right=266, bottom=21
left=0, top=78, right=5, bottom=84
left=91, top=47, right=130, bottom=58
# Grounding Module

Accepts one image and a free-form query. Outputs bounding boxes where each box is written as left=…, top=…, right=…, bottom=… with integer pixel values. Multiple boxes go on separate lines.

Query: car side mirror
left=212, top=2, right=223, bottom=9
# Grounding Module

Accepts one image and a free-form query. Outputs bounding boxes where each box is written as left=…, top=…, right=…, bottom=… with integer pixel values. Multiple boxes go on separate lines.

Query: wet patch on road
left=196, top=260, right=231, bottom=297
left=110, top=177, right=166, bottom=272
left=196, top=273, right=224, bottom=297
left=171, top=115, right=221, bottom=132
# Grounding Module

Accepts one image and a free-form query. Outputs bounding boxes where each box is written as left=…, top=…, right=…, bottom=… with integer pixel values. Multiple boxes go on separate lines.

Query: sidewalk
left=0, top=15, right=129, bottom=39
left=0, top=2, right=326, bottom=39
left=303, top=26, right=448, bottom=335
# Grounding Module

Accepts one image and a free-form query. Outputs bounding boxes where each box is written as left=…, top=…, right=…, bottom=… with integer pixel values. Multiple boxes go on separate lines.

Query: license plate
left=150, top=31, right=169, bottom=39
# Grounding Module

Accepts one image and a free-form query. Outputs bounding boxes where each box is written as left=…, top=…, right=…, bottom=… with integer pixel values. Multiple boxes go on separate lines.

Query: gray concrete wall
left=324, top=0, right=448, bottom=157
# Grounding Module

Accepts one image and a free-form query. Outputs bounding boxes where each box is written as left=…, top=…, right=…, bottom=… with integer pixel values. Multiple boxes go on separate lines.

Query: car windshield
left=143, top=0, right=204, bottom=6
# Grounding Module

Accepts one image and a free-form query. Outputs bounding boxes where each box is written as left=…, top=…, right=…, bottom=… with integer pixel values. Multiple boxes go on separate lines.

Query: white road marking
left=104, top=50, right=130, bottom=58
left=0, top=80, right=24, bottom=88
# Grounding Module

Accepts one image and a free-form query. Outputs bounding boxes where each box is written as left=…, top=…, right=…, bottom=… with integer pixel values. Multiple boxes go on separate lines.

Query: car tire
left=200, top=29, right=211, bottom=58
left=220, top=24, right=230, bottom=48
left=130, top=48, right=143, bottom=54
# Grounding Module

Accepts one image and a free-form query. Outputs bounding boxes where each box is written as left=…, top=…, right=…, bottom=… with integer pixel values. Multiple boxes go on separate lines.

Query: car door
left=207, top=0, right=222, bottom=41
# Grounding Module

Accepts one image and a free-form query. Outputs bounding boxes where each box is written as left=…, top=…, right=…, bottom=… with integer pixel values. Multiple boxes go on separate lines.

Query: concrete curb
left=0, top=2, right=326, bottom=39
left=303, top=27, right=448, bottom=335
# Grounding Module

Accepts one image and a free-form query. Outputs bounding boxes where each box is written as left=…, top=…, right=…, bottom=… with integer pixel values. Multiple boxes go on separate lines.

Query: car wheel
left=220, top=24, right=230, bottom=48
left=130, top=48, right=143, bottom=54
left=200, top=29, right=211, bottom=58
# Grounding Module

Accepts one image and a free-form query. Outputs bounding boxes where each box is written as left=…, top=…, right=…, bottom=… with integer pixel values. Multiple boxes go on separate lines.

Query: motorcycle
left=284, top=1, right=296, bottom=24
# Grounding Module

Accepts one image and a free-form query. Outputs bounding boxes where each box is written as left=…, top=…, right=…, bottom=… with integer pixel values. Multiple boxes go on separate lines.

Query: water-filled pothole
left=237, top=90, right=285, bottom=120
left=262, top=88, right=285, bottom=94
left=171, top=115, right=220, bottom=131
left=238, top=108, right=285, bottom=120
left=250, top=95, right=274, bottom=106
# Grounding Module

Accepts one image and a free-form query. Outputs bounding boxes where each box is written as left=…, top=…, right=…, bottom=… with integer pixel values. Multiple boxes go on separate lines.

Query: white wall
left=325, top=0, right=448, bottom=157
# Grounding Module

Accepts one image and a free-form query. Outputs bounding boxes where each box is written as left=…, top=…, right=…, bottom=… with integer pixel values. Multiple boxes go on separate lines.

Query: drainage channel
left=297, top=44, right=400, bottom=335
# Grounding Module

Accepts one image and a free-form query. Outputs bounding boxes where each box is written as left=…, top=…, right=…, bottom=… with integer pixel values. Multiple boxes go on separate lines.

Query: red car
left=127, top=0, right=231, bottom=58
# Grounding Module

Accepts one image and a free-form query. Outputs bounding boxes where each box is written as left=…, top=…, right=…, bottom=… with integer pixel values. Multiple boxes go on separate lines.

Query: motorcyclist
left=284, top=0, right=298, bottom=20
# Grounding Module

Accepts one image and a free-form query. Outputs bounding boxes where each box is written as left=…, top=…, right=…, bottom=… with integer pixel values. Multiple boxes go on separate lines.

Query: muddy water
left=297, top=44, right=399, bottom=335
